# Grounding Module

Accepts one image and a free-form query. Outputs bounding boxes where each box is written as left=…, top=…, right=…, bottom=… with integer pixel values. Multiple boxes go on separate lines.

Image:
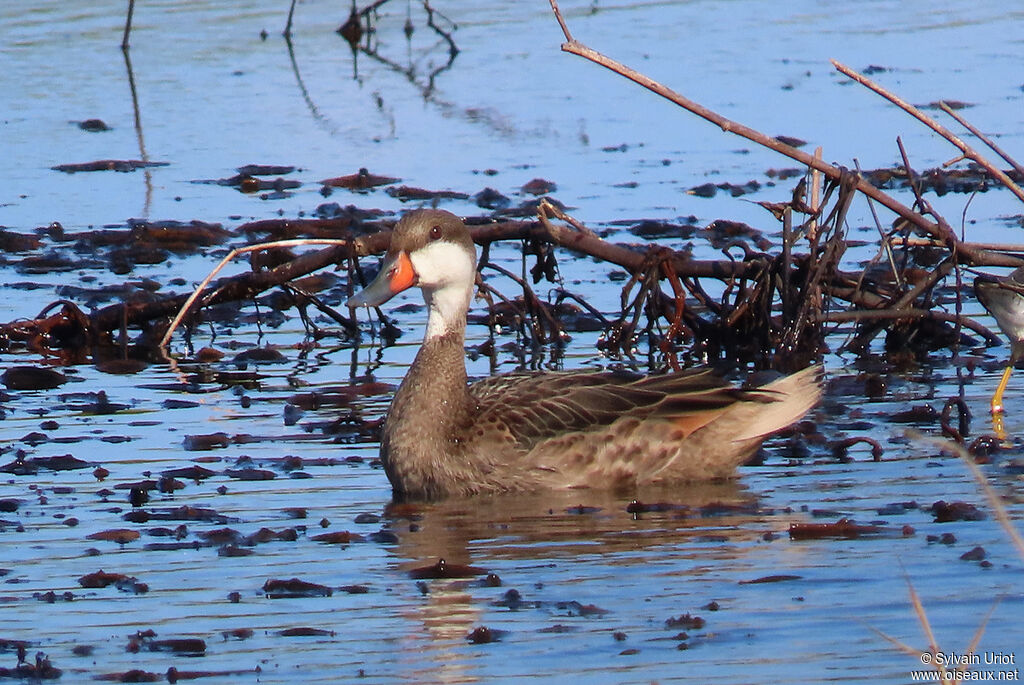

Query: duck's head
left=347, top=209, right=477, bottom=339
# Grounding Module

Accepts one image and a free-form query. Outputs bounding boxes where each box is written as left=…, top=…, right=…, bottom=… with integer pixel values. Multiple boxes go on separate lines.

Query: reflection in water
left=120, top=47, right=153, bottom=217
left=284, top=3, right=460, bottom=140
left=405, top=582, right=481, bottom=684
left=389, top=481, right=764, bottom=682
left=395, top=481, right=758, bottom=565
left=284, top=34, right=344, bottom=137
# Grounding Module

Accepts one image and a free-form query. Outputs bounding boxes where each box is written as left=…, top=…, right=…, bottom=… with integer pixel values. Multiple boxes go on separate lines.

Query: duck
left=347, top=208, right=822, bottom=501
left=974, top=266, right=1024, bottom=415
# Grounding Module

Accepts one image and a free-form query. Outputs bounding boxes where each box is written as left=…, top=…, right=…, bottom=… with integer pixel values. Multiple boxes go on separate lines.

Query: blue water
left=1, top=1, right=1022, bottom=682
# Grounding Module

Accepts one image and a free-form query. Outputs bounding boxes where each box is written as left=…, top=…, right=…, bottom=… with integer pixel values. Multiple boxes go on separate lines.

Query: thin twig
left=546, top=1, right=1018, bottom=268
left=833, top=60, right=1024, bottom=206
left=822, top=308, right=999, bottom=345
left=890, top=238, right=1024, bottom=254
left=159, top=238, right=350, bottom=348
left=940, top=101, right=1024, bottom=179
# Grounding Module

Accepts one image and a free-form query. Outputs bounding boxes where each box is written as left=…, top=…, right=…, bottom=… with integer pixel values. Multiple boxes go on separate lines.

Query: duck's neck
left=422, top=281, right=473, bottom=342
left=382, top=287, right=474, bottom=500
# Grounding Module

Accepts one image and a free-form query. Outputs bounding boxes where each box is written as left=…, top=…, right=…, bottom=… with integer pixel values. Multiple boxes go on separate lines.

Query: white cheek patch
left=409, top=241, right=477, bottom=340
left=408, top=241, right=475, bottom=289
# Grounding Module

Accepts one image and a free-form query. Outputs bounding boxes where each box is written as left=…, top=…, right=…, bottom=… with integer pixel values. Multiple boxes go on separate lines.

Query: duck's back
left=467, top=366, right=821, bottom=491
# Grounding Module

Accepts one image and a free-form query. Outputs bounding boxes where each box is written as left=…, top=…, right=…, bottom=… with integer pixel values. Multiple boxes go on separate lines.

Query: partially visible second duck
left=975, top=266, right=1024, bottom=415
left=348, top=209, right=822, bottom=501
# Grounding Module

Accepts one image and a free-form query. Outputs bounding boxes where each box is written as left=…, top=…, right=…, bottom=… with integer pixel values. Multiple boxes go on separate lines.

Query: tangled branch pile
left=3, top=2, right=1023, bottom=373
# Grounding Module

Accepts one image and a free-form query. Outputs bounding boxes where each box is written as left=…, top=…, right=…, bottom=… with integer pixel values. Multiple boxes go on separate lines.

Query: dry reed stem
left=546, top=0, right=1022, bottom=269
left=940, top=102, right=1024, bottom=179
left=864, top=567, right=953, bottom=684
left=832, top=60, right=1024, bottom=206
left=158, top=238, right=351, bottom=348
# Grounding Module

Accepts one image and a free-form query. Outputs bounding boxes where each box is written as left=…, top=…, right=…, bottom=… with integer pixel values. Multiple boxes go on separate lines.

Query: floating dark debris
left=960, top=545, right=987, bottom=562
left=521, top=178, right=557, bottom=195
left=77, top=570, right=149, bottom=594
left=491, top=589, right=535, bottom=610
left=161, top=465, right=217, bottom=480
left=76, top=118, right=110, bottom=131
left=739, top=574, right=803, bottom=585
left=94, top=669, right=161, bottom=682
left=114, top=480, right=158, bottom=492
left=237, top=164, right=296, bottom=176
left=556, top=601, right=608, bottom=617
left=473, top=187, right=510, bottom=209
left=231, top=347, right=287, bottom=365
left=0, top=652, right=61, bottom=680
left=60, top=390, right=128, bottom=414
left=278, top=627, right=334, bottom=637
left=244, top=528, right=298, bottom=545
left=1, top=454, right=94, bottom=475
left=309, top=531, right=364, bottom=544
left=539, top=624, right=578, bottom=634
left=774, top=135, right=807, bottom=148
left=338, top=585, right=370, bottom=594
left=627, top=219, right=697, bottom=240
left=86, top=529, right=141, bottom=545
left=466, top=626, right=503, bottom=644
left=320, top=168, right=399, bottom=190
left=197, top=528, right=241, bottom=545
left=876, top=501, right=919, bottom=516
left=564, top=505, right=601, bottom=515
left=223, top=468, right=276, bottom=481
left=930, top=500, right=986, bottom=522
left=123, top=505, right=236, bottom=525
left=222, top=628, right=254, bottom=641
left=128, top=636, right=206, bottom=657
left=262, top=578, right=333, bottom=599
left=183, top=433, right=231, bottom=451
left=0, top=230, right=41, bottom=253
left=408, top=558, right=486, bottom=580
left=217, top=545, right=253, bottom=557
left=353, top=513, right=379, bottom=524
left=626, top=500, right=689, bottom=515
left=33, top=591, right=74, bottom=603
left=51, top=159, right=169, bottom=173
left=788, top=518, right=889, bottom=540
left=665, top=613, right=705, bottom=630
left=386, top=185, right=470, bottom=202
left=1, top=366, right=67, bottom=391
left=698, top=502, right=761, bottom=517
left=195, top=174, right=301, bottom=194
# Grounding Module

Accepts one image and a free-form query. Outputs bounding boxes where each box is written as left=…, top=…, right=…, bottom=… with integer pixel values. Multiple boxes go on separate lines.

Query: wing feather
left=469, top=367, right=753, bottom=451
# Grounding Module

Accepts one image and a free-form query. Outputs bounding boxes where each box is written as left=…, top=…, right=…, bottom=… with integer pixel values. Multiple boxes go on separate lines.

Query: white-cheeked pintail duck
left=347, top=209, right=822, bottom=500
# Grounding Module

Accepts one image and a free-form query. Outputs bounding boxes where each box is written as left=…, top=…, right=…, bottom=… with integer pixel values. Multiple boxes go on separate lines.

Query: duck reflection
left=383, top=481, right=779, bottom=682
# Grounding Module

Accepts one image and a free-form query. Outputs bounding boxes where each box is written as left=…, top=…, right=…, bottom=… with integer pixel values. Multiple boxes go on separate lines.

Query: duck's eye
left=429, top=225, right=442, bottom=240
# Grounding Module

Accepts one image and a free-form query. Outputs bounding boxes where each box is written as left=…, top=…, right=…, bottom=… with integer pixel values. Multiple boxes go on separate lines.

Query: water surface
left=1, top=1, right=1023, bottom=682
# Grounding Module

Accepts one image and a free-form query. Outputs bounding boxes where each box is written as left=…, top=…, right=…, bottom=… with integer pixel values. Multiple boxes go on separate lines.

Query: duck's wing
left=469, top=367, right=760, bottom=451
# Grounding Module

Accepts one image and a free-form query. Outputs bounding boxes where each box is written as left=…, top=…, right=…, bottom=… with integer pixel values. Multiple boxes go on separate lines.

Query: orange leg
left=993, top=412, right=1007, bottom=442
left=991, top=365, right=1013, bottom=415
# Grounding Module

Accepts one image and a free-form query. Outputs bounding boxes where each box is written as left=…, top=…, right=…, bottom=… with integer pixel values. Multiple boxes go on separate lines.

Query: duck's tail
left=729, top=366, right=823, bottom=443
